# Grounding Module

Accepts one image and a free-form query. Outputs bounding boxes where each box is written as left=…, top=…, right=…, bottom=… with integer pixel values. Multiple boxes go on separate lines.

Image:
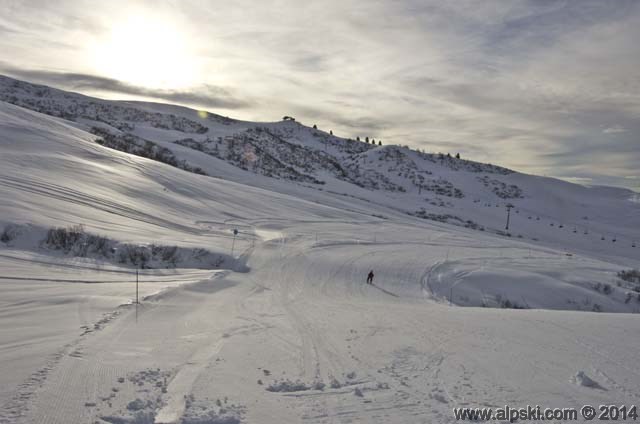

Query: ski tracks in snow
left=1, top=272, right=241, bottom=424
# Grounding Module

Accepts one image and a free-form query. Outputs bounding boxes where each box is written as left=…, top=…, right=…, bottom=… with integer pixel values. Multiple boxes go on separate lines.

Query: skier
left=366, top=270, right=374, bottom=285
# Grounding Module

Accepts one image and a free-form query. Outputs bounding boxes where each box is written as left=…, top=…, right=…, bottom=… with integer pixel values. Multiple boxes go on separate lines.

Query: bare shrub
left=618, top=269, right=640, bottom=283
left=1, top=224, right=22, bottom=243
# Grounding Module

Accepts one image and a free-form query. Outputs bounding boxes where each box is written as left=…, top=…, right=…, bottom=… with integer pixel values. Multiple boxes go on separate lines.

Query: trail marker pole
left=135, top=268, right=139, bottom=304
left=231, top=228, right=238, bottom=256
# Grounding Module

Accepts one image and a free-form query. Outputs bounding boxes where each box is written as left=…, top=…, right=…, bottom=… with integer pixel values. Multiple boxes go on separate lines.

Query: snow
left=1, top=78, right=640, bottom=423
left=572, top=371, right=605, bottom=390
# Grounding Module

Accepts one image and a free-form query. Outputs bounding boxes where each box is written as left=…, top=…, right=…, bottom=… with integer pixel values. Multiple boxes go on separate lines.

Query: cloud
left=0, top=0, right=638, bottom=191
left=0, top=66, right=250, bottom=110
left=0, top=22, right=22, bottom=35
left=603, top=126, right=626, bottom=134
left=288, top=54, right=330, bottom=73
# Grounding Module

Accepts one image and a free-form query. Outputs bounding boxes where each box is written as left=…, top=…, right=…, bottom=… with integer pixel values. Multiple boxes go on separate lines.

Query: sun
left=92, top=13, right=199, bottom=89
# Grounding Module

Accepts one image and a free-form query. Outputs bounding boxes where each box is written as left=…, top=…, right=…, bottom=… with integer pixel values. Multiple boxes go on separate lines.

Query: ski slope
left=1, top=95, right=640, bottom=423
left=2, top=73, right=639, bottom=263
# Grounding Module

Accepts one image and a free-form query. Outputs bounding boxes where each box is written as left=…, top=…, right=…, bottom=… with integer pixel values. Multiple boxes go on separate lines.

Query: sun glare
left=93, top=14, right=199, bottom=89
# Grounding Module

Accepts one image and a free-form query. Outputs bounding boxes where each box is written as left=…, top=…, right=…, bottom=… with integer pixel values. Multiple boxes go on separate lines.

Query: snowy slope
left=2, top=74, right=639, bottom=262
left=1, top=78, right=640, bottom=424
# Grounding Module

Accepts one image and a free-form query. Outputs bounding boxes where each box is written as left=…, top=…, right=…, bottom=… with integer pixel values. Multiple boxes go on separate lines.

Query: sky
left=0, top=0, right=638, bottom=191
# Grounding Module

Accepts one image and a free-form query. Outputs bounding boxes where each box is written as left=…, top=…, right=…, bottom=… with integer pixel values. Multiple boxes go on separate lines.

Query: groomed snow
left=1, top=98, right=639, bottom=423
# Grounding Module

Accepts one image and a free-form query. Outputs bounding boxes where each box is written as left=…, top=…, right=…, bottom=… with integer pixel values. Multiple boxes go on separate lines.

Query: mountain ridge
left=1, top=74, right=639, bottom=260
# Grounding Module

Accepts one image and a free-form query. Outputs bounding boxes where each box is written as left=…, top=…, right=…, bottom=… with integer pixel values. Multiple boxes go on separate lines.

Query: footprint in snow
left=431, top=393, right=449, bottom=403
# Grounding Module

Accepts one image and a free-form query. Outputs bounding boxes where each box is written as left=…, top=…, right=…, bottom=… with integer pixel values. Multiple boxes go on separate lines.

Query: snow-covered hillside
left=1, top=76, right=640, bottom=424
left=2, top=75, right=638, bottom=261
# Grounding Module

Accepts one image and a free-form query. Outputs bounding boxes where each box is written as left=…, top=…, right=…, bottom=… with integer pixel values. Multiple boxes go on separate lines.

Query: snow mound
left=572, top=371, right=605, bottom=390
left=182, top=395, right=245, bottom=424
left=101, top=411, right=155, bottom=424
left=2, top=223, right=239, bottom=270
left=181, top=412, right=242, bottom=424
left=427, top=258, right=639, bottom=313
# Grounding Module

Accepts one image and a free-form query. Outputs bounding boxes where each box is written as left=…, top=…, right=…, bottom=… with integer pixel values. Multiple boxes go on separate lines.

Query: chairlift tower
left=505, top=204, right=514, bottom=231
